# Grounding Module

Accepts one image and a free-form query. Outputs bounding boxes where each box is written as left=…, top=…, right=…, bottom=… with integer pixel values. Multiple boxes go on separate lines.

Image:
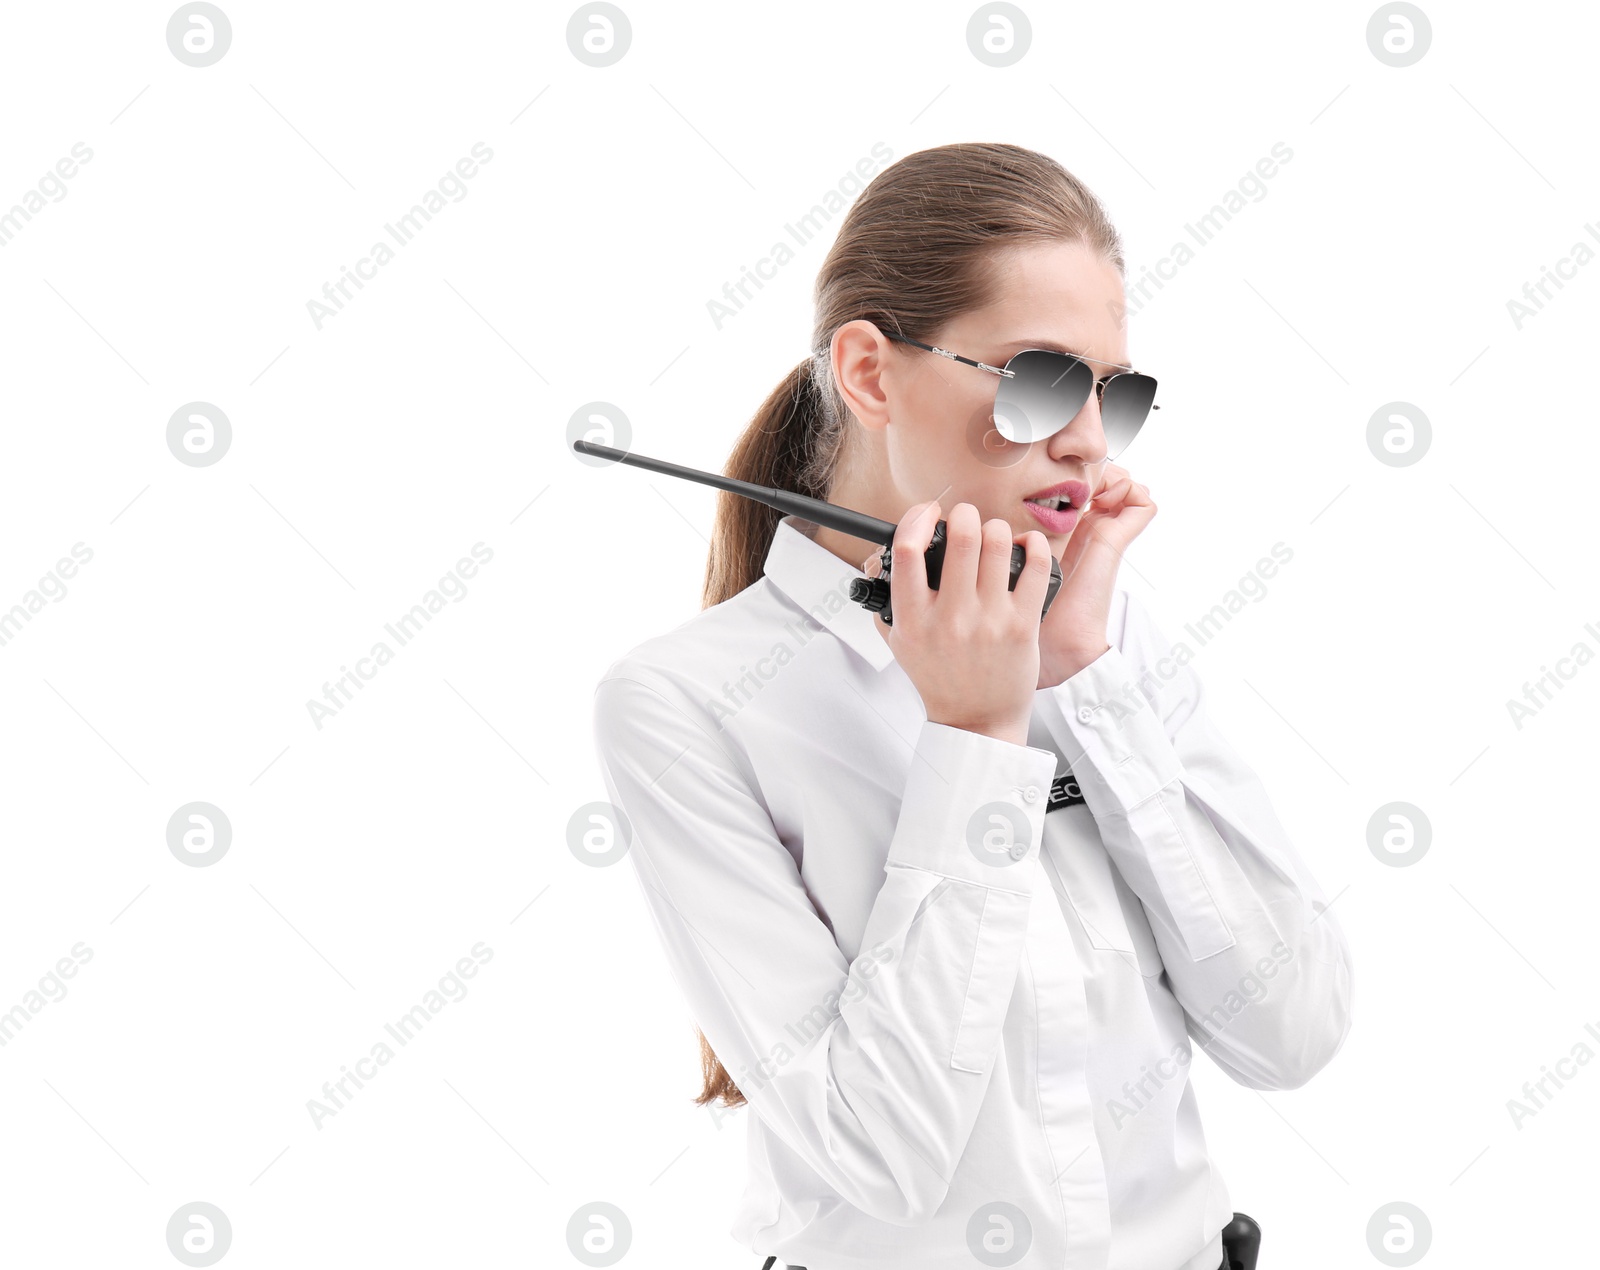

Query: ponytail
left=701, top=356, right=836, bottom=611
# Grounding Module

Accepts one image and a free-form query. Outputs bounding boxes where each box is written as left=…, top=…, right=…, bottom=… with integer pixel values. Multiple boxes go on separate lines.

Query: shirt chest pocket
left=1041, top=808, right=1164, bottom=979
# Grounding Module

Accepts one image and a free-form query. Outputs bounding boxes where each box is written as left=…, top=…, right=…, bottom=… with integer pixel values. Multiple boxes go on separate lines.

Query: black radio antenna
left=572, top=439, right=896, bottom=545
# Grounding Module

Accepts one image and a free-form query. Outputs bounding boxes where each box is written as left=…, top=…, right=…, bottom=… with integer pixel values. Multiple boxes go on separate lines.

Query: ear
left=830, top=320, right=894, bottom=433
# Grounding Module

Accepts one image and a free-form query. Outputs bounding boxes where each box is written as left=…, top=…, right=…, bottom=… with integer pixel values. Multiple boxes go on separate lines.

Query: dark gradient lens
left=991, top=350, right=1094, bottom=444
left=1100, top=373, right=1158, bottom=458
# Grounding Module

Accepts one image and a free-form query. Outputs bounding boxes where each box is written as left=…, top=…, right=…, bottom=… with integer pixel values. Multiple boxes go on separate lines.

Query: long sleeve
left=1034, top=589, right=1354, bottom=1091
left=591, top=671, right=1060, bottom=1224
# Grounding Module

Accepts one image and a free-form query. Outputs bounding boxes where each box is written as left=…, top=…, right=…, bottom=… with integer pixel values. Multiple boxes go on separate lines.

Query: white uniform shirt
left=590, top=514, right=1353, bottom=1270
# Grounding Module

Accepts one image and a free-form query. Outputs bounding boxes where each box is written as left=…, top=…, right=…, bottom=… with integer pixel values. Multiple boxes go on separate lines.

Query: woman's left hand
left=1036, top=463, right=1157, bottom=690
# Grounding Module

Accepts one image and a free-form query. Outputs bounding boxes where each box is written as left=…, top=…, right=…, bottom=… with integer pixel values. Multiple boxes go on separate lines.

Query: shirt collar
left=762, top=515, right=896, bottom=672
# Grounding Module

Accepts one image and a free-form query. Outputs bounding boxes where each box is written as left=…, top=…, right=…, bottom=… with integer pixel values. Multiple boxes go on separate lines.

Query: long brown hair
left=693, top=141, right=1126, bottom=1108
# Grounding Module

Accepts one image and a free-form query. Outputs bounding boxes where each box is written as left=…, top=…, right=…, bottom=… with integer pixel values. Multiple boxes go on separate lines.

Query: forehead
left=965, top=240, right=1129, bottom=371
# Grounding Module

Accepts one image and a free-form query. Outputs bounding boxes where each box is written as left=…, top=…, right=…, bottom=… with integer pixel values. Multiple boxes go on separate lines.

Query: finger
left=1094, top=478, right=1154, bottom=520
left=937, top=502, right=983, bottom=609
left=1099, top=462, right=1130, bottom=488
left=976, top=517, right=1016, bottom=609
left=1086, top=470, right=1135, bottom=516
left=1009, top=529, right=1054, bottom=620
left=889, top=498, right=939, bottom=626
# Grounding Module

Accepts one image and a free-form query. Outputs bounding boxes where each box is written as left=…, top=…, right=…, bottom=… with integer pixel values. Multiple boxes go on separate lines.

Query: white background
left=1, top=1, right=1596, bottom=1267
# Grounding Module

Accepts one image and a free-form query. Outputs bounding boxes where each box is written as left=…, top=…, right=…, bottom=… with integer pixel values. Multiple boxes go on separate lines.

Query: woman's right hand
left=863, top=499, right=1053, bottom=748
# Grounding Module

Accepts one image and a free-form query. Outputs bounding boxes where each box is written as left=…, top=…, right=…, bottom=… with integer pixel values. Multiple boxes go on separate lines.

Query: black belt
left=759, top=1210, right=1260, bottom=1270
left=762, top=1254, right=1223, bottom=1270
left=763, top=1257, right=1224, bottom=1270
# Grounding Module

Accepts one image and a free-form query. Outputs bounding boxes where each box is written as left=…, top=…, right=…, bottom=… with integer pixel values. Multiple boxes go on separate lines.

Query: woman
left=590, top=142, right=1352, bottom=1270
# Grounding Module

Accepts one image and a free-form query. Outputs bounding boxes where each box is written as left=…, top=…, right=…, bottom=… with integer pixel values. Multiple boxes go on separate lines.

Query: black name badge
left=1045, top=766, right=1085, bottom=813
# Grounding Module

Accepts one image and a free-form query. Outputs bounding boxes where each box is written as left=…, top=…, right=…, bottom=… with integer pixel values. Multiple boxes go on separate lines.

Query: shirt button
left=1022, top=786, right=1040, bottom=803
left=1008, top=842, right=1027, bottom=861
left=1076, top=706, right=1095, bottom=723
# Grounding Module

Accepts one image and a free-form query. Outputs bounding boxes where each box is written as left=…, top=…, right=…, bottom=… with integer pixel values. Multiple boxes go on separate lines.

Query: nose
left=1043, top=385, right=1109, bottom=467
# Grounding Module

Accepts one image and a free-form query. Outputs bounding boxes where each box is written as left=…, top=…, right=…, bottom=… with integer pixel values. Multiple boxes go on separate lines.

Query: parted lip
left=1022, top=479, right=1091, bottom=507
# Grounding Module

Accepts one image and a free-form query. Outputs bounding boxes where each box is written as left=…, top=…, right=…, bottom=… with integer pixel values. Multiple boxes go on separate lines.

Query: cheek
left=897, top=374, right=998, bottom=469
left=884, top=376, right=967, bottom=481
left=906, top=363, right=990, bottom=434
left=885, top=443, right=1023, bottom=526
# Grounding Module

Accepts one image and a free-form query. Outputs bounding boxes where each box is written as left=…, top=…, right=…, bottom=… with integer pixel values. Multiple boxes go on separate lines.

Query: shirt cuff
left=1042, top=644, right=1183, bottom=813
left=884, top=720, right=1060, bottom=894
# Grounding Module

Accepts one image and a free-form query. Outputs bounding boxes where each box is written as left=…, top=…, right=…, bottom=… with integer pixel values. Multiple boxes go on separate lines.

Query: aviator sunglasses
left=883, top=329, right=1159, bottom=458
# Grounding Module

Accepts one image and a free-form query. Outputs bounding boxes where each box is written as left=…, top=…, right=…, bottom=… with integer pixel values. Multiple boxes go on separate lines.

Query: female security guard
left=591, top=141, right=1352, bottom=1270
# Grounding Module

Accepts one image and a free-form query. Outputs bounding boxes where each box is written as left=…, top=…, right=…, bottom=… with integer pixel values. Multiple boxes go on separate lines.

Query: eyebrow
left=999, top=338, right=1136, bottom=373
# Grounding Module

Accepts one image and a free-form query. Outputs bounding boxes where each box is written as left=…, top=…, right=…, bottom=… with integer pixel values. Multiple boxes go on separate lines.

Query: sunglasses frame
left=881, top=329, right=1159, bottom=453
